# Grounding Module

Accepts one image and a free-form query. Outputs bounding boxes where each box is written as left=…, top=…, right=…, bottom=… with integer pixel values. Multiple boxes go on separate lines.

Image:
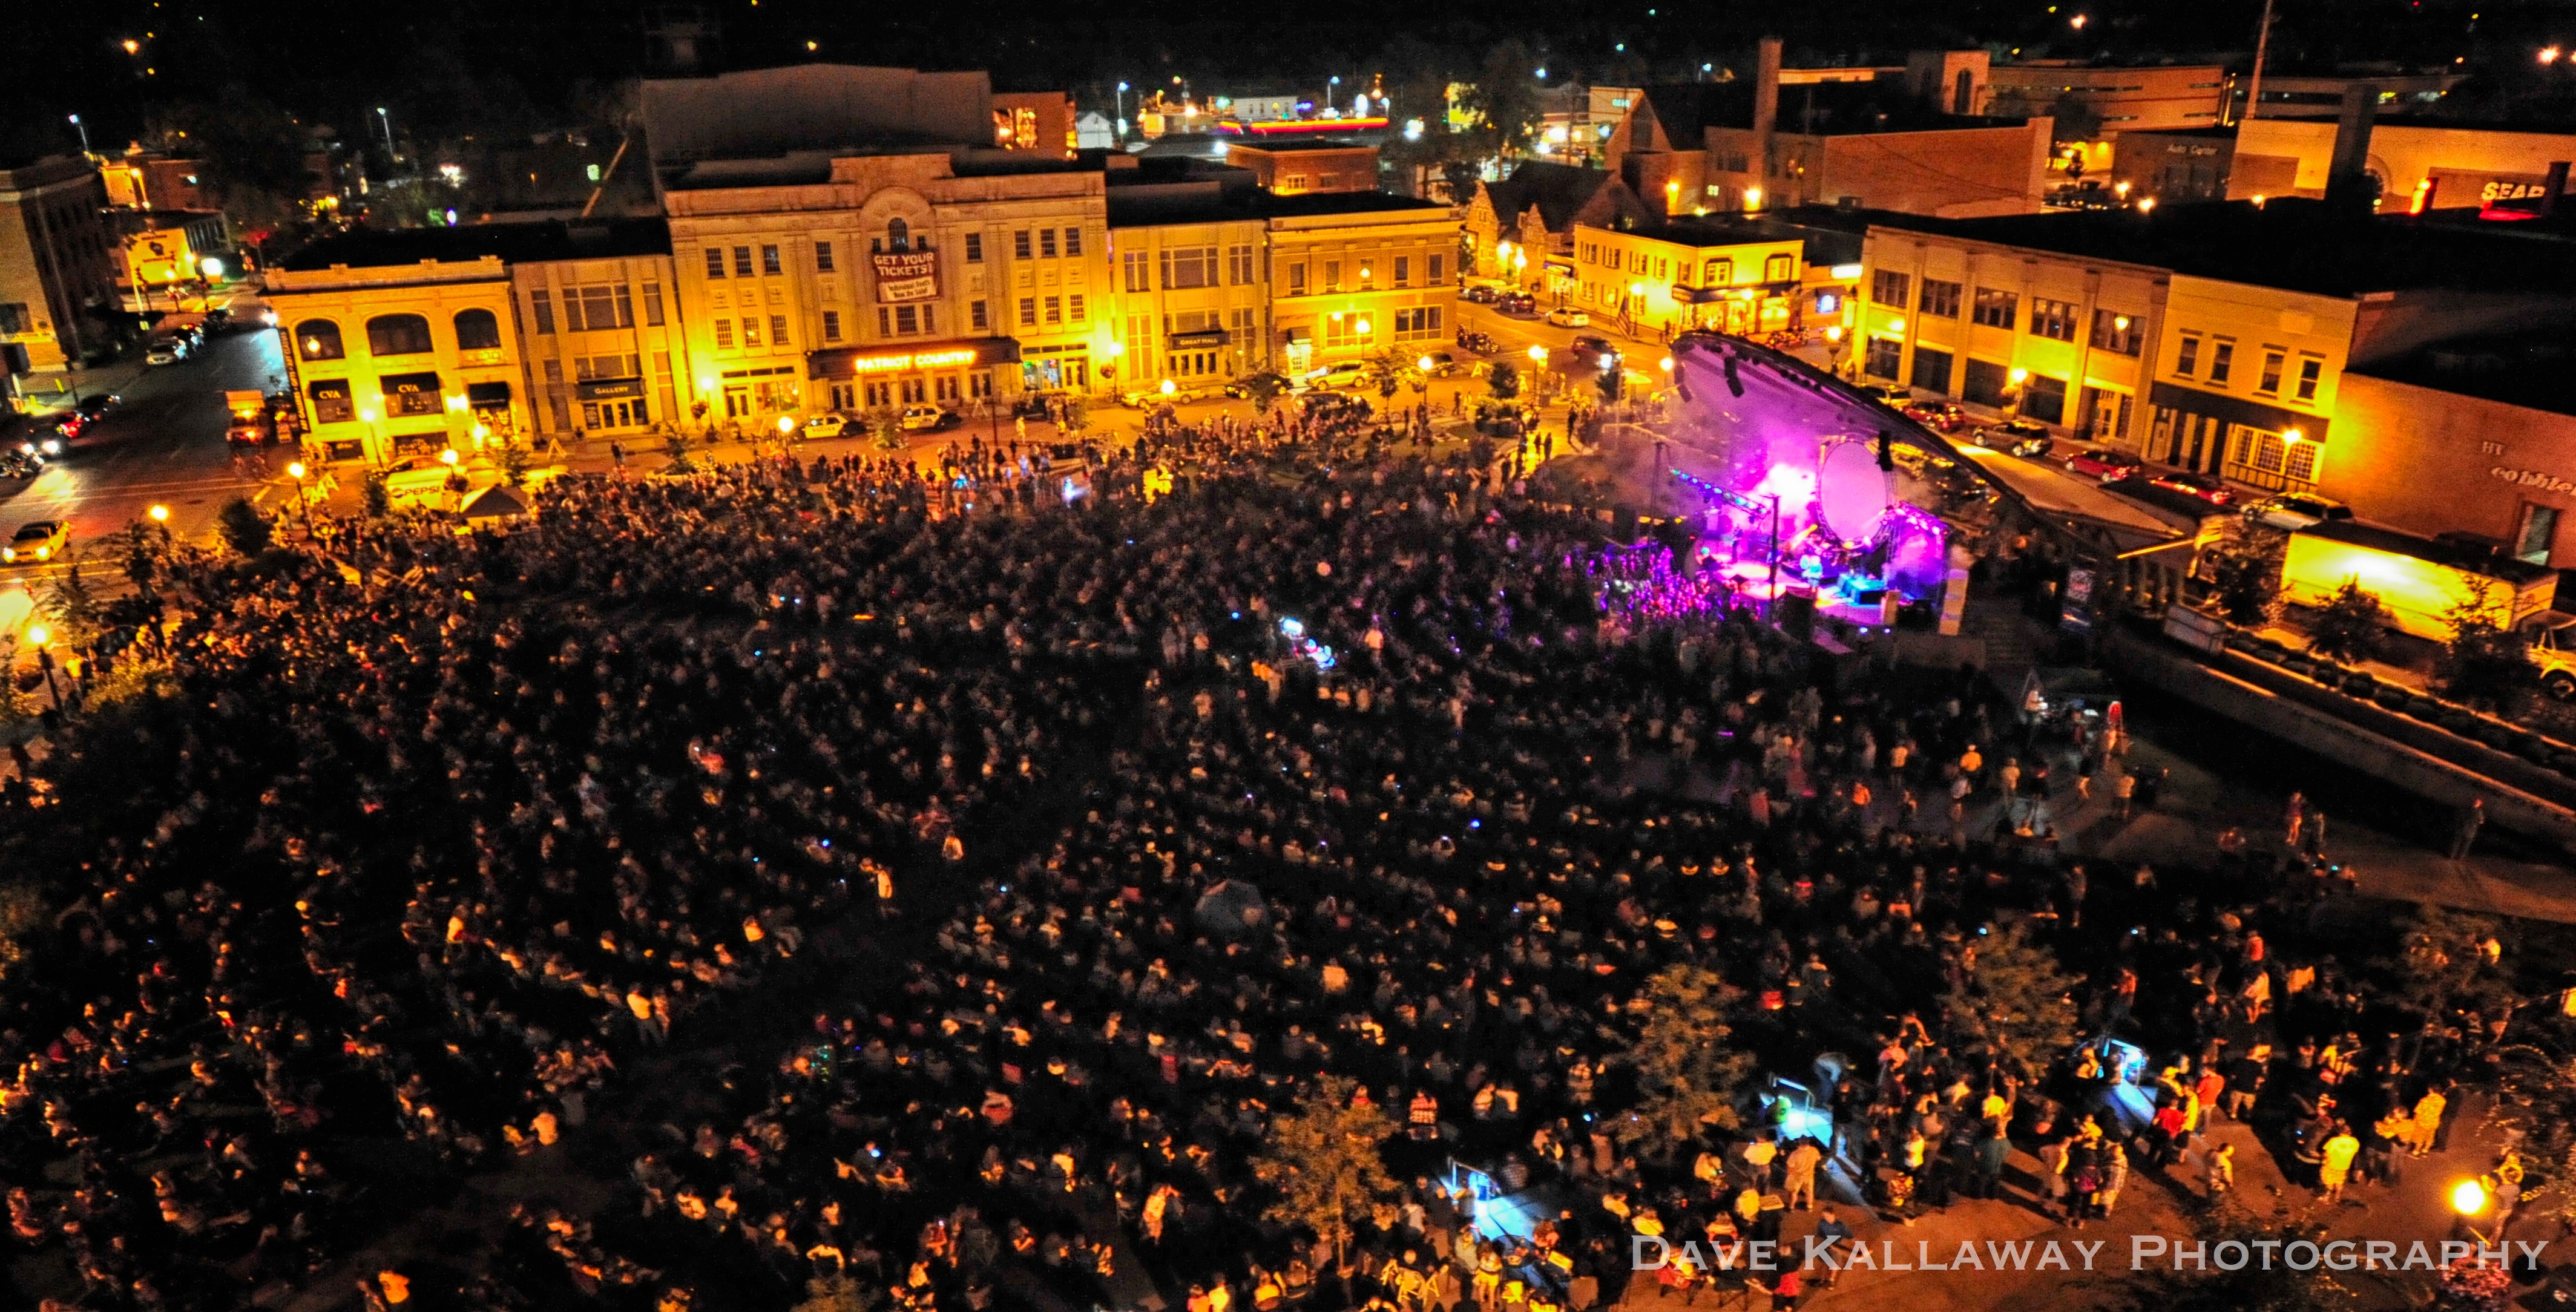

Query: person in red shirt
left=1771, top=1267, right=1804, bottom=1311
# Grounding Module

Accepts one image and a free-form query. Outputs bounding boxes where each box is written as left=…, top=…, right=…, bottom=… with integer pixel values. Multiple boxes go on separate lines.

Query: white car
left=1304, top=362, right=1367, bottom=392
left=1543, top=307, right=1591, bottom=327
left=801, top=413, right=852, bottom=439
left=2247, top=492, right=2354, bottom=531
left=899, top=405, right=962, bottom=431
left=145, top=340, right=189, bottom=366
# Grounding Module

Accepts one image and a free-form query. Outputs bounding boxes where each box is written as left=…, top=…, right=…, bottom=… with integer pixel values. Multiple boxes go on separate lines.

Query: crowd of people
left=0, top=418, right=2519, bottom=1312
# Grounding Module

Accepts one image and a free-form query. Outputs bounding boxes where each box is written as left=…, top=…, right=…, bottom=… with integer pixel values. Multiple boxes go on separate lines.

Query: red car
left=1901, top=401, right=1968, bottom=432
left=2146, top=469, right=2235, bottom=505
left=2063, top=448, right=2143, bottom=482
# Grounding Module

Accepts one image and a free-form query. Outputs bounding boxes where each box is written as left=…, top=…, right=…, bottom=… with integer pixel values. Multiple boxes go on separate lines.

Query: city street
left=0, top=329, right=278, bottom=597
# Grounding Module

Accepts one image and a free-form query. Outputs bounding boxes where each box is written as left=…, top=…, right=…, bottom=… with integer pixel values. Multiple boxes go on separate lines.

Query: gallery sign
left=872, top=251, right=941, bottom=303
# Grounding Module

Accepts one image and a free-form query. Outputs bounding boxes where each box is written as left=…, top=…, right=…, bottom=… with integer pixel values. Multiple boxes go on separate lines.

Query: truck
left=225, top=391, right=274, bottom=447
left=2279, top=519, right=2557, bottom=642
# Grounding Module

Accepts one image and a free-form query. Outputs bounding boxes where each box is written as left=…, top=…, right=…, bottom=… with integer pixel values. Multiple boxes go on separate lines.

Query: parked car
left=2146, top=468, right=2235, bottom=505
left=2063, top=447, right=2143, bottom=481
left=1543, top=306, right=1591, bottom=327
left=382, top=454, right=468, bottom=502
left=1497, top=292, right=1538, bottom=315
left=1462, top=284, right=1499, bottom=305
left=1569, top=334, right=1620, bottom=367
left=1973, top=419, right=2054, bottom=458
left=71, top=394, right=117, bottom=424
left=2247, top=491, right=2354, bottom=531
left=800, top=413, right=853, bottom=439
left=1223, top=372, right=1292, bottom=400
left=1901, top=401, right=1968, bottom=433
left=899, top=405, right=962, bottom=431
left=4, top=520, right=69, bottom=563
left=145, top=339, right=188, bottom=366
left=1454, top=328, right=1498, bottom=353
left=1857, top=382, right=1911, bottom=405
left=0, top=451, right=43, bottom=479
left=19, top=430, right=62, bottom=458
left=1305, top=361, right=1368, bottom=392
left=1416, top=350, right=1465, bottom=376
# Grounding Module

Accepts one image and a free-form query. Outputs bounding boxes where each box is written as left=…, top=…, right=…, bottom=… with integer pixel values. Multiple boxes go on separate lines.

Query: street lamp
left=376, top=107, right=396, bottom=166
left=25, top=625, right=59, bottom=710
left=1116, top=82, right=1130, bottom=138
left=67, top=114, right=88, bottom=156
left=286, top=461, right=314, bottom=535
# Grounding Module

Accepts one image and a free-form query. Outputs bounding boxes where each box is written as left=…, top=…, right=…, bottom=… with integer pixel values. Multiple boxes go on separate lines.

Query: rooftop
left=2350, top=331, right=2576, bottom=417
left=1641, top=81, right=2031, bottom=139
left=1603, top=212, right=1867, bottom=267
left=1865, top=198, right=2576, bottom=296
left=1108, top=183, right=1447, bottom=229
left=1225, top=139, right=1375, bottom=154
left=276, top=218, right=672, bottom=272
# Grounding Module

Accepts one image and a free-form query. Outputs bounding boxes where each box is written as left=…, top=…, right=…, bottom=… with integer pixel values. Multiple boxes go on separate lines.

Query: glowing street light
left=148, top=504, right=168, bottom=522
left=1744, top=186, right=1764, bottom=212
left=1160, top=378, right=1177, bottom=396
left=25, top=625, right=48, bottom=647
left=2545, top=46, right=2564, bottom=64
left=1658, top=357, right=1674, bottom=372
left=1417, top=355, right=1436, bottom=372
left=2452, top=1178, right=2489, bottom=1215
left=1526, top=345, right=1549, bottom=364
left=777, top=415, right=796, bottom=435
left=2137, top=196, right=2157, bottom=214
left=286, top=461, right=314, bottom=535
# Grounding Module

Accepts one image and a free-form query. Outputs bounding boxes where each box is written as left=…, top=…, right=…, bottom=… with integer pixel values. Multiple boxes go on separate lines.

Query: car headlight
left=2, top=549, right=13, bottom=561
left=41, top=440, right=60, bottom=455
left=34, top=548, right=48, bottom=560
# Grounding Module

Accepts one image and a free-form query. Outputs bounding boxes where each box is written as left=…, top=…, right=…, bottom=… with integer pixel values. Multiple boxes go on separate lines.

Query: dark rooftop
left=2302, top=516, right=2560, bottom=585
left=1641, top=80, right=2031, bottom=139
left=2351, top=332, right=2576, bottom=417
left=1864, top=198, right=2576, bottom=297
left=1617, top=212, right=1865, bottom=267
left=1108, top=184, right=1448, bottom=228
left=277, top=218, right=672, bottom=272
left=1224, top=139, right=1376, bottom=153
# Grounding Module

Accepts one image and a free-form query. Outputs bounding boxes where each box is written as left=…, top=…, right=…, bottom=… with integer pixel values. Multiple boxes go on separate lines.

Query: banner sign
left=872, top=251, right=941, bottom=303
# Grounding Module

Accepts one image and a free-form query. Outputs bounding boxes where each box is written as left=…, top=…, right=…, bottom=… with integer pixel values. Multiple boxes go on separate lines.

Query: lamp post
left=2451, top=1177, right=2491, bottom=1244
left=1116, top=82, right=1130, bottom=139
left=67, top=114, right=88, bottom=156
left=148, top=502, right=170, bottom=546
left=25, top=625, right=59, bottom=710
left=286, top=461, right=313, bottom=536
left=376, top=107, right=396, bottom=166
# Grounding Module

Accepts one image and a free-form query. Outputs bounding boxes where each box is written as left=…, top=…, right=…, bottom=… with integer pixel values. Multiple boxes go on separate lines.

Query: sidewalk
left=13, top=356, right=150, bottom=416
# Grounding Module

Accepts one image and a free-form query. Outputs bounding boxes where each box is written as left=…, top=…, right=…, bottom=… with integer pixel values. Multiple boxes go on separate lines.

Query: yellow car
left=3, top=520, right=68, bottom=563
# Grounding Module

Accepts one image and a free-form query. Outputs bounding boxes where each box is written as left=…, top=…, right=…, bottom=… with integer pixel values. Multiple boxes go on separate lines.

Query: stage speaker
left=1777, top=593, right=1816, bottom=643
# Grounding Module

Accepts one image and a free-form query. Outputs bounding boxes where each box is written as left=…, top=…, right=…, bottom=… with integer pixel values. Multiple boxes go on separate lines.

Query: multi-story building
left=1226, top=142, right=1379, bottom=195
left=1267, top=192, right=1457, bottom=377
left=1569, top=219, right=1804, bottom=338
left=2111, top=127, right=2239, bottom=203
left=1533, top=85, right=1643, bottom=168
left=2226, top=116, right=2576, bottom=213
left=264, top=218, right=686, bottom=464
left=0, top=155, right=119, bottom=390
left=1608, top=42, right=2054, bottom=221
left=1985, top=64, right=2230, bottom=142
left=98, top=148, right=212, bottom=212
left=1105, top=173, right=1269, bottom=392
left=1464, top=163, right=1648, bottom=294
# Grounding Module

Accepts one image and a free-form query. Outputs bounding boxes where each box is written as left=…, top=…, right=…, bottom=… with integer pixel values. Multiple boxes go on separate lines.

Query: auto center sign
left=872, top=251, right=941, bottom=303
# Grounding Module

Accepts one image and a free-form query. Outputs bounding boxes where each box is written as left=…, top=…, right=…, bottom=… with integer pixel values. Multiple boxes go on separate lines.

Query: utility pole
left=2241, top=0, right=2276, bottom=125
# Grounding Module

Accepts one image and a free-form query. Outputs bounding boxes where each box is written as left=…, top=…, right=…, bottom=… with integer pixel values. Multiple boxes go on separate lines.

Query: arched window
left=295, top=319, right=345, bottom=361
left=453, top=307, right=502, bottom=352
left=887, top=217, right=910, bottom=252
left=366, top=313, right=433, bottom=356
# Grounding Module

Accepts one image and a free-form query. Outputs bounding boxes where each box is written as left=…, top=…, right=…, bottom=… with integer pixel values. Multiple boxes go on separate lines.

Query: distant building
left=1075, top=112, right=1117, bottom=152
left=110, top=212, right=232, bottom=310
left=2226, top=71, right=2464, bottom=125
left=2111, top=128, right=2238, bottom=204
left=1608, top=40, right=2054, bottom=220
left=99, top=149, right=212, bottom=212
left=1224, top=141, right=1379, bottom=195
left=1533, top=85, right=1641, bottom=168
left=991, top=91, right=1079, bottom=160
left=0, top=156, right=119, bottom=392
left=1464, top=163, right=1648, bottom=294
left=2226, top=115, right=2576, bottom=213
left=1986, top=64, right=2230, bottom=142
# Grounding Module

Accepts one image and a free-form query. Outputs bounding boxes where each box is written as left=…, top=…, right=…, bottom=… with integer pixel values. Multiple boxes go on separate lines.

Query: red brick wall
left=2320, top=373, right=2576, bottom=564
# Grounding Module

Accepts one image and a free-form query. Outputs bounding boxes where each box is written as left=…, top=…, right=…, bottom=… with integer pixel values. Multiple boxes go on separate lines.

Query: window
left=1704, top=258, right=1733, bottom=286
left=971, top=300, right=989, bottom=331
left=529, top=290, right=556, bottom=335
left=1159, top=246, right=1217, bottom=290
left=643, top=283, right=666, bottom=327
left=823, top=310, right=843, bottom=342
left=1227, top=244, right=1255, bottom=285
left=1323, top=314, right=1369, bottom=350
left=714, top=319, right=735, bottom=349
left=1067, top=294, right=1085, bottom=323
left=1039, top=229, right=1059, bottom=260
left=573, top=353, right=640, bottom=381
left=886, top=218, right=910, bottom=254
left=894, top=304, right=924, bottom=335
left=386, top=379, right=442, bottom=417
left=1393, top=306, right=1444, bottom=339
left=815, top=242, right=836, bottom=273
left=453, top=308, right=502, bottom=352
left=2175, top=335, right=2201, bottom=376
left=1872, top=270, right=1910, bottom=306
left=2257, top=350, right=2285, bottom=395
left=1019, top=297, right=1038, bottom=327
left=1765, top=253, right=1795, bottom=282
left=543, top=359, right=564, bottom=383
left=1430, top=254, right=1445, bottom=284
left=1063, top=227, right=1083, bottom=257
left=366, top=313, right=433, bottom=356
left=1124, top=250, right=1152, bottom=292
left=1910, top=346, right=1953, bottom=393
left=1324, top=260, right=1344, bottom=291
left=965, top=232, right=984, bottom=263
left=705, top=248, right=726, bottom=278
left=0, top=303, right=25, bottom=335
left=740, top=317, right=761, bottom=347
left=1395, top=256, right=1411, bottom=286
left=1864, top=336, right=1902, bottom=379
left=2519, top=504, right=2561, bottom=564
left=1044, top=295, right=1063, bottom=325
left=771, top=314, right=790, bottom=347
left=308, top=380, right=355, bottom=424
left=564, top=285, right=634, bottom=332
left=2029, top=297, right=2078, bottom=343
left=2089, top=309, right=2141, bottom=355
left=2209, top=341, right=2234, bottom=384
left=761, top=244, right=782, bottom=275
left=1014, top=230, right=1034, bottom=260
left=1963, top=358, right=2011, bottom=407
left=1287, top=263, right=1307, bottom=295
left=1970, top=288, right=2017, bottom=330
left=296, top=319, right=345, bottom=361
left=2296, top=357, right=2323, bottom=401
left=1919, top=278, right=1962, bottom=318
left=734, top=246, right=754, bottom=278
left=2022, top=374, right=2068, bottom=423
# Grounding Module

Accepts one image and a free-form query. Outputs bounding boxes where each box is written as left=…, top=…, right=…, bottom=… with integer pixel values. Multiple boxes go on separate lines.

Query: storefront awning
left=1543, top=258, right=1575, bottom=275
left=466, top=381, right=513, bottom=405
left=2148, top=381, right=2330, bottom=443
left=1168, top=329, right=1229, bottom=349
left=576, top=378, right=645, bottom=401
left=379, top=372, right=441, bottom=397
left=1280, top=327, right=1310, bottom=344
left=807, top=337, right=1021, bottom=380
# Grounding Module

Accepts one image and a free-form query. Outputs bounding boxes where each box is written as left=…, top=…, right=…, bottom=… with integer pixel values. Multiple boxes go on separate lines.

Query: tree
left=1486, top=360, right=1521, bottom=402
left=2372, top=904, right=2514, bottom=1038
left=2304, top=579, right=2387, bottom=666
left=793, top=1273, right=881, bottom=1312
left=865, top=405, right=906, bottom=450
left=1611, top=964, right=1756, bottom=1152
left=662, top=429, right=697, bottom=474
left=2437, top=581, right=2534, bottom=710
left=2103, top=1199, right=2350, bottom=1312
left=498, top=439, right=533, bottom=488
left=2204, top=519, right=2285, bottom=629
left=1242, top=372, right=1287, bottom=414
left=1360, top=349, right=1411, bottom=401
left=38, top=553, right=102, bottom=648
left=1060, top=396, right=1091, bottom=434
left=0, top=882, right=41, bottom=986
left=1249, top=1073, right=1396, bottom=1272
left=145, top=86, right=314, bottom=229
left=363, top=470, right=392, bottom=519
left=1942, top=921, right=2082, bottom=1080
left=215, top=497, right=273, bottom=557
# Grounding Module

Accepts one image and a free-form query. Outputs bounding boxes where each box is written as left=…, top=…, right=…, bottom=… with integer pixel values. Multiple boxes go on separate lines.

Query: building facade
left=2226, top=117, right=2576, bottom=212
left=511, top=241, right=695, bottom=442
left=1104, top=207, right=1267, bottom=392
left=2140, top=274, right=2354, bottom=491
left=1268, top=197, right=1457, bottom=376
left=660, top=150, right=1114, bottom=420
left=0, top=156, right=119, bottom=385
left=1856, top=223, right=2169, bottom=443
left=1569, top=221, right=1806, bottom=338
left=267, top=257, right=528, bottom=465
left=1226, top=142, right=1379, bottom=195
left=1985, top=64, right=2230, bottom=140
